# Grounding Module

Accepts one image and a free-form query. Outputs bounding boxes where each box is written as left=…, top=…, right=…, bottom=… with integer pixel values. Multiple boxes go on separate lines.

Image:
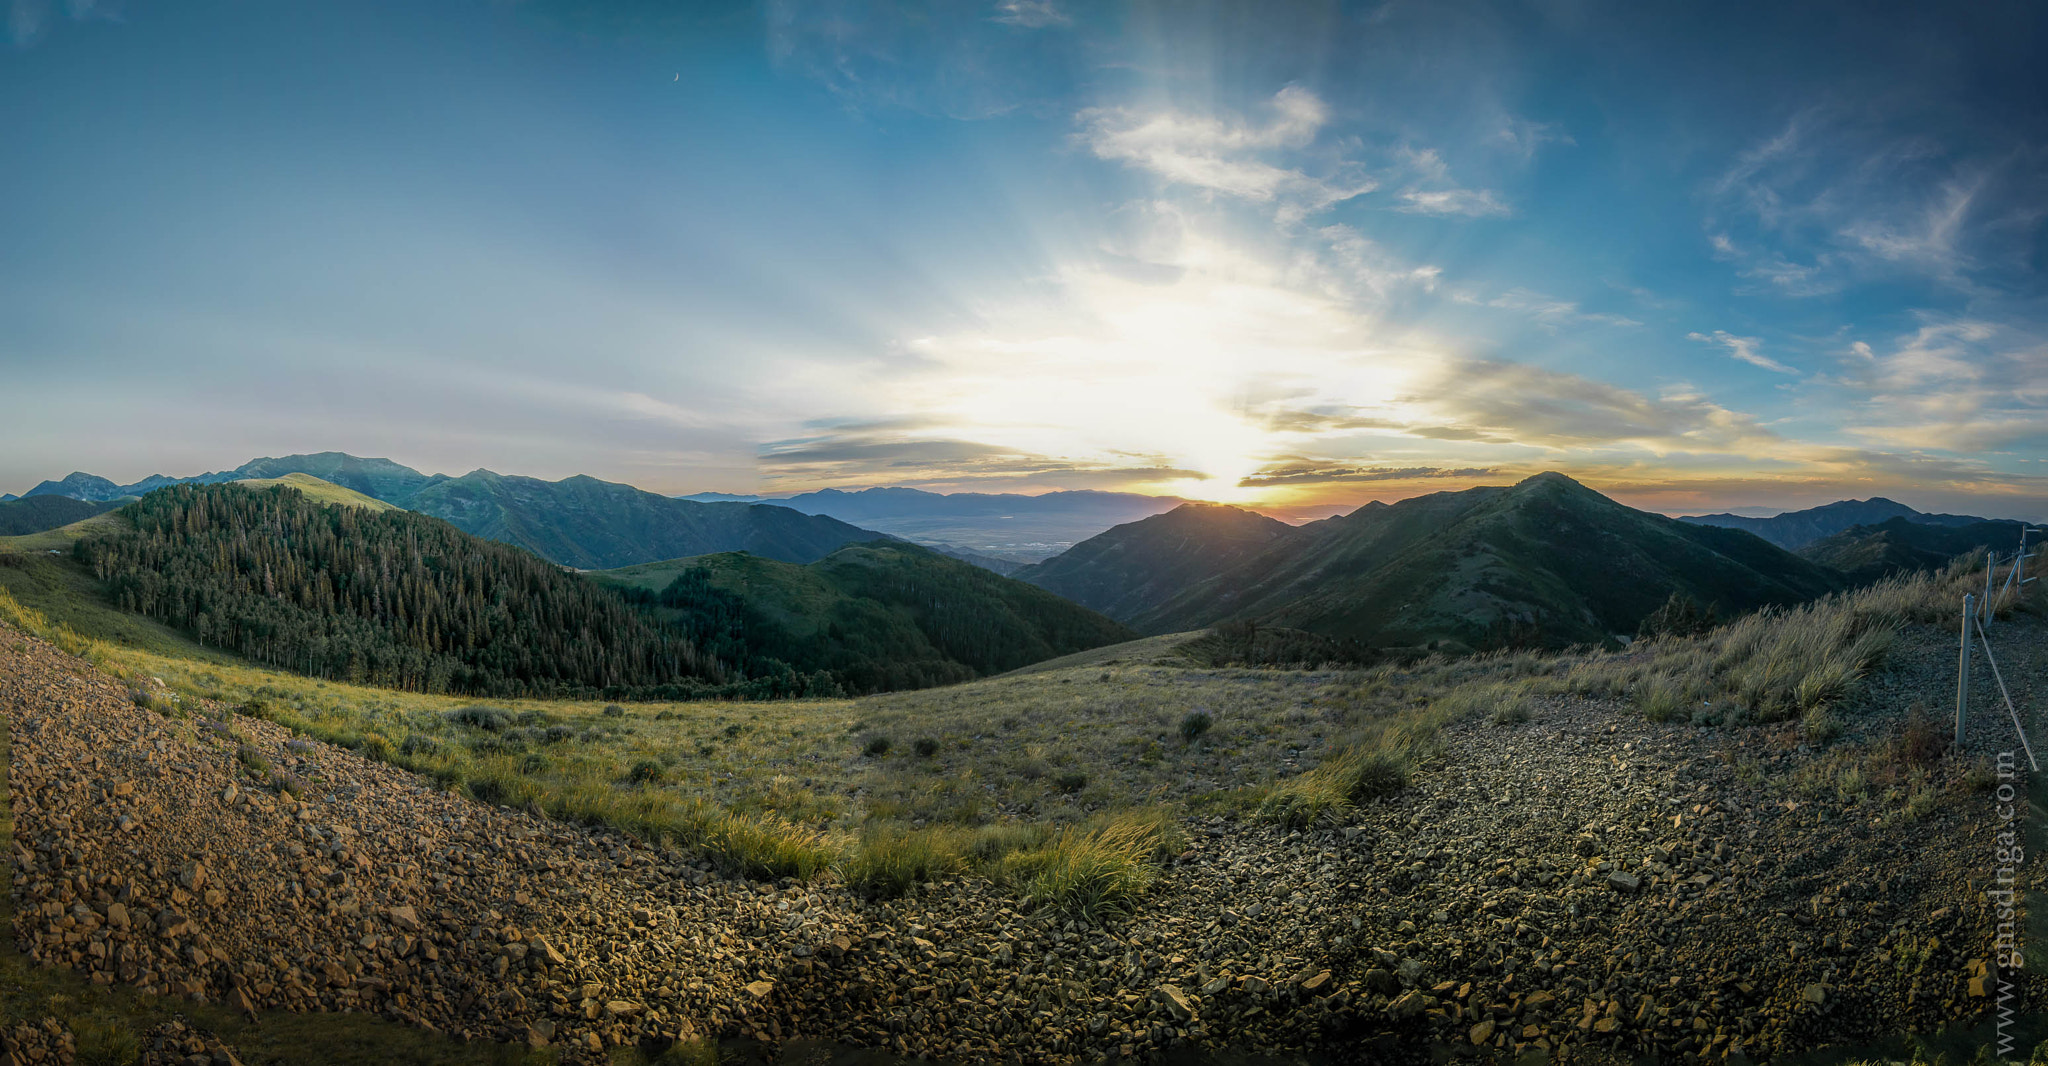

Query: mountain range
left=1677, top=497, right=2002, bottom=550
left=1020, top=473, right=1846, bottom=652
left=16, top=454, right=890, bottom=570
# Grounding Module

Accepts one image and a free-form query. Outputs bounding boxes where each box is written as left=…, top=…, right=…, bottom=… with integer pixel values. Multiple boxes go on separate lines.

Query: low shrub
left=235, top=743, right=272, bottom=781
left=913, top=737, right=940, bottom=757
left=446, top=706, right=512, bottom=733
left=627, top=759, right=665, bottom=785
left=1178, top=710, right=1213, bottom=742
left=863, top=736, right=893, bottom=757
left=603, top=704, right=626, bottom=718
left=1053, top=770, right=1089, bottom=794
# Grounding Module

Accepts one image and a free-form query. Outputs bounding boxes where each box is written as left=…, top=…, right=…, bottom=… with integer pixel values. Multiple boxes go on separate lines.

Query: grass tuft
left=996, top=811, right=1176, bottom=922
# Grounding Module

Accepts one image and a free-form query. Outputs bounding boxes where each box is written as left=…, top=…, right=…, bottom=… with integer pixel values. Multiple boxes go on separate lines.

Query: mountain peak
left=1514, top=471, right=1590, bottom=492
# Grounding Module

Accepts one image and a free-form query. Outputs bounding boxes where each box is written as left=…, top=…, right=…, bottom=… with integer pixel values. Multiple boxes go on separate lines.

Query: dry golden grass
left=1537, top=554, right=1998, bottom=727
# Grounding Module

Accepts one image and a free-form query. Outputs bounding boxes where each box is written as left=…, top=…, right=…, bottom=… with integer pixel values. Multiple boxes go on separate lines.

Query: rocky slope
left=3, top=615, right=2042, bottom=1063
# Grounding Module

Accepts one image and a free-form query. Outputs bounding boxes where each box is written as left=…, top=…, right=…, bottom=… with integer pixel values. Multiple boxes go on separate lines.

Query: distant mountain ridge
left=19, top=453, right=438, bottom=503
left=1030, top=472, right=1845, bottom=653
left=1678, top=497, right=1999, bottom=550
left=404, top=470, right=889, bottom=570
left=19, top=453, right=891, bottom=570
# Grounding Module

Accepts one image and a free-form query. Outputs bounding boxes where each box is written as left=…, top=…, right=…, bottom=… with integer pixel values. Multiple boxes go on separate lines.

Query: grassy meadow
left=0, top=519, right=2030, bottom=920
left=231, top=472, right=398, bottom=511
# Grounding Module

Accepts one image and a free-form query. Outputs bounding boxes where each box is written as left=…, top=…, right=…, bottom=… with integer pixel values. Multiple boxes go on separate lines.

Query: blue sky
left=3, top=0, right=2044, bottom=518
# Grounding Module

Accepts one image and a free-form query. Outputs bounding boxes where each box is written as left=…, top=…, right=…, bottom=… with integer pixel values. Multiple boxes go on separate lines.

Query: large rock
left=1154, top=985, right=1194, bottom=1023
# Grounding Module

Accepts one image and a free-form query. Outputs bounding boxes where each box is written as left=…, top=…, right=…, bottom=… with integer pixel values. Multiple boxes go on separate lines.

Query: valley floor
left=3, top=609, right=2046, bottom=1063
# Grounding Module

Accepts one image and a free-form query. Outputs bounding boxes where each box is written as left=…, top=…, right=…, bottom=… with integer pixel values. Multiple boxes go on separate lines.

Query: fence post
left=1956, top=594, right=1973, bottom=750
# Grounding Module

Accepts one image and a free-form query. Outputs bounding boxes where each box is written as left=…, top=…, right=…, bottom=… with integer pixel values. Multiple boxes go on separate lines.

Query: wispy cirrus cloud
left=990, top=0, right=1068, bottom=29
left=1391, top=146, right=1511, bottom=217
left=1479, top=288, right=1640, bottom=329
left=1687, top=330, right=1798, bottom=374
left=1704, top=107, right=2047, bottom=297
left=1078, top=87, right=1376, bottom=222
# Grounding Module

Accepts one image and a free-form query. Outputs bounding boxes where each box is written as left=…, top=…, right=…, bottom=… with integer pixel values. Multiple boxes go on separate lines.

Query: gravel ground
left=5, top=609, right=2044, bottom=1064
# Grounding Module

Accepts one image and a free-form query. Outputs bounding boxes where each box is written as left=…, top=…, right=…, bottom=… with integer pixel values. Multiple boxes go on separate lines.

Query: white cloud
left=1491, top=116, right=1573, bottom=160
left=1306, top=225, right=1441, bottom=302
left=1078, top=87, right=1375, bottom=221
left=1687, top=330, right=1798, bottom=374
left=1833, top=317, right=2048, bottom=452
left=1397, top=188, right=1510, bottom=217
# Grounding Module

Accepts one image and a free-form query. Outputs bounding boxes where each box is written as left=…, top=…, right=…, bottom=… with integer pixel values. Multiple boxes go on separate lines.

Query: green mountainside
left=591, top=542, right=1135, bottom=695
left=1013, top=503, right=1304, bottom=623
left=0, top=495, right=121, bottom=536
left=1124, top=472, right=1844, bottom=651
left=1798, top=516, right=2029, bottom=583
left=72, top=483, right=742, bottom=698
left=234, top=473, right=399, bottom=512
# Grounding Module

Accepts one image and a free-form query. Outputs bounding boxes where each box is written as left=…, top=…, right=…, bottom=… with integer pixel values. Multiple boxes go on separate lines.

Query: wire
left=1973, top=615, right=2038, bottom=772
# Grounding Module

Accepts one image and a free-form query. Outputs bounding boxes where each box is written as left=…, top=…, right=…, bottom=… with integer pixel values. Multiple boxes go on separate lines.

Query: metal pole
left=1956, top=594, right=1973, bottom=750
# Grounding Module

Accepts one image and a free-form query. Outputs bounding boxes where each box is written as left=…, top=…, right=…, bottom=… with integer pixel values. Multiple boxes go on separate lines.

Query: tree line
left=75, top=484, right=824, bottom=699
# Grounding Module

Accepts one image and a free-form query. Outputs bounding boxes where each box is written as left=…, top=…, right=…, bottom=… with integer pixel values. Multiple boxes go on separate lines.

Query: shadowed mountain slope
left=0, top=495, right=121, bottom=536
left=1129, top=472, right=1845, bottom=651
left=1798, top=516, right=2031, bottom=583
left=591, top=541, right=1134, bottom=694
left=1013, top=503, right=1304, bottom=623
